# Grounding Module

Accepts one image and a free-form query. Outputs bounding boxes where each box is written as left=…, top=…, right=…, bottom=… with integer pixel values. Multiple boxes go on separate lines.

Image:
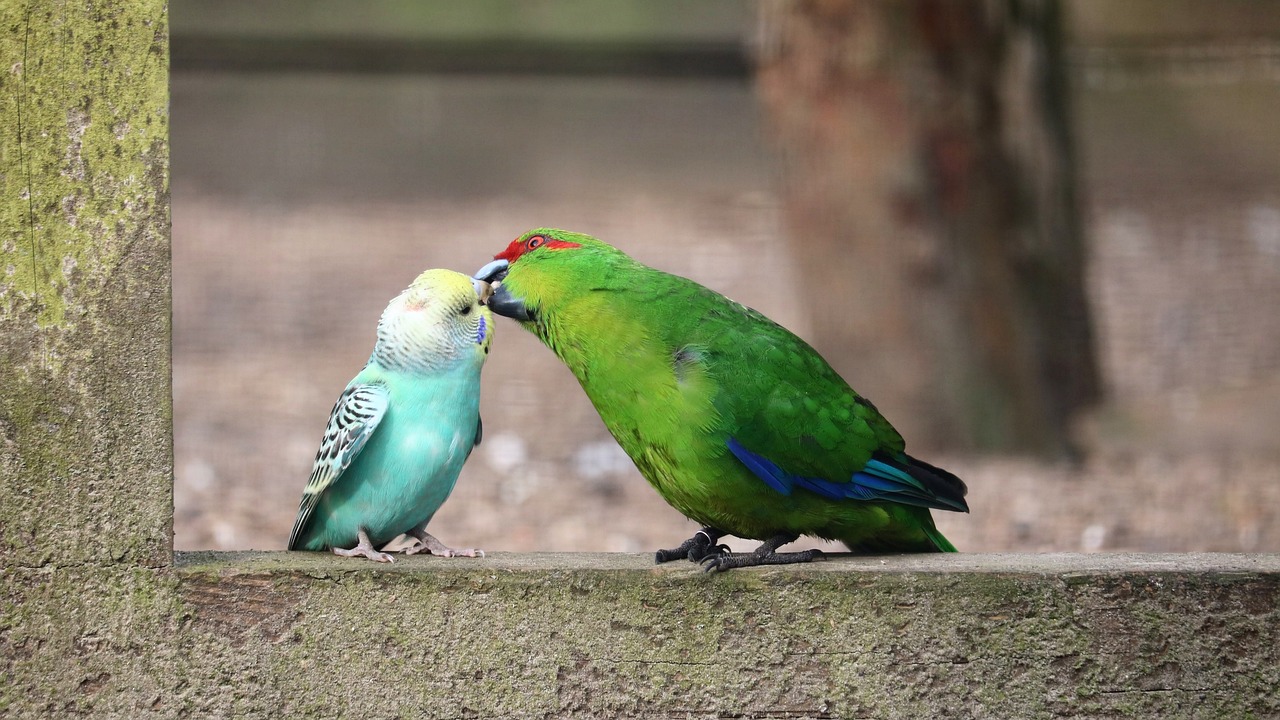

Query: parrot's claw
left=707, top=544, right=732, bottom=560
left=406, top=544, right=485, bottom=559
left=332, top=546, right=395, bottom=563
left=655, top=527, right=727, bottom=564
left=404, top=529, right=484, bottom=559
left=699, top=533, right=823, bottom=572
left=332, top=530, right=394, bottom=563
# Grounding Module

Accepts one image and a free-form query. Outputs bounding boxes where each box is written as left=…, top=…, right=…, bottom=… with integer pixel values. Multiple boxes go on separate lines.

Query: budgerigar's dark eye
left=526, top=235, right=546, bottom=250
left=458, top=304, right=472, bottom=316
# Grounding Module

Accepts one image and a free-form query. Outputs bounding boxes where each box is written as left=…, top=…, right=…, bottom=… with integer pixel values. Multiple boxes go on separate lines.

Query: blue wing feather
left=726, top=437, right=792, bottom=495
left=727, top=437, right=969, bottom=512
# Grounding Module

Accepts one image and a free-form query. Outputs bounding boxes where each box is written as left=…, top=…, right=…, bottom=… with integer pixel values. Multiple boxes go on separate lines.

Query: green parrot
left=288, top=269, right=494, bottom=562
left=474, top=229, right=968, bottom=571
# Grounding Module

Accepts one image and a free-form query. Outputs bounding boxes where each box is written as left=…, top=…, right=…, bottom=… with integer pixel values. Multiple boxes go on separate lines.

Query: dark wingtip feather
left=900, top=454, right=969, bottom=513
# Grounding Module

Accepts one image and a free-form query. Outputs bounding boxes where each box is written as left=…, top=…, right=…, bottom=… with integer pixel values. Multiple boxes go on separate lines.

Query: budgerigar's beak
left=471, top=277, right=494, bottom=305
left=473, top=259, right=534, bottom=321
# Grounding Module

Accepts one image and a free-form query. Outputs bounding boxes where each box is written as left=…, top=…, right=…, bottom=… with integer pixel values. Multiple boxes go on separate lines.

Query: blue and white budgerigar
left=287, top=269, right=494, bottom=562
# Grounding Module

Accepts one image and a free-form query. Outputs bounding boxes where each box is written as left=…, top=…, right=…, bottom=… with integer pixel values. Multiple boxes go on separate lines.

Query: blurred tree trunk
left=756, top=0, right=1099, bottom=455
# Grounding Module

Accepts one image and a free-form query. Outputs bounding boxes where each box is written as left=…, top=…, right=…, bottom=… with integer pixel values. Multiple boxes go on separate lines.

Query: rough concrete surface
left=3, top=552, right=1278, bottom=718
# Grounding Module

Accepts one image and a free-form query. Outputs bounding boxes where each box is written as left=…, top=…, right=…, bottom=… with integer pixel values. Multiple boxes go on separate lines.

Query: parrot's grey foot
left=700, top=533, right=823, bottom=572
left=655, top=527, right=729, bottom=564
left=404, top=528, right=484, bottom=558
left=332, top=530, right=394, bottom=563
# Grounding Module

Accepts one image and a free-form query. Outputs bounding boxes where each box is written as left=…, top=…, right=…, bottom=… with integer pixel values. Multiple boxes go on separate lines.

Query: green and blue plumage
left=475, top=229, right=968, bottom=569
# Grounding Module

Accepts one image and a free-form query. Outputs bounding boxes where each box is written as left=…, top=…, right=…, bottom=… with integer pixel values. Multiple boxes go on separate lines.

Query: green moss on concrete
left=0, top=0, right=168, bottom=328
left=0, top=0, right=171, bottom=569
left=168, top=553, right=1280, bottom=718
left=0, top=565, right=182, bottom=716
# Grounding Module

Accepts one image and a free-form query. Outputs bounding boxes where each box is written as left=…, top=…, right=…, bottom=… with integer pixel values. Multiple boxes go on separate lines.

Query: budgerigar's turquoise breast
left=293, top=362, right=483, bottom=551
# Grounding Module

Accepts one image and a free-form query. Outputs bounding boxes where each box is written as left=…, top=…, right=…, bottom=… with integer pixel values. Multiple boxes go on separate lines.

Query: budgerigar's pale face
left=375, top=269, right=493, bottom=372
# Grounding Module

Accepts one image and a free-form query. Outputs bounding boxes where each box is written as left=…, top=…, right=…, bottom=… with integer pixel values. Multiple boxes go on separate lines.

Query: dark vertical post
left=757, top=0, right=1099, bottom=454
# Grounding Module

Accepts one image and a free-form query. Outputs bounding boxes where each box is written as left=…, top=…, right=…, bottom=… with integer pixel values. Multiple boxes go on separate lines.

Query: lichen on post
left=0, top=0, right=171, bottom=568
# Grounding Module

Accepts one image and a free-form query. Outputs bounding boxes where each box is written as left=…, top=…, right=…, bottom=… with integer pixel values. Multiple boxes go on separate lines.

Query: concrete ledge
left=175, top=551, right=1280, bottom=719
left=7, top=552, right=1276, bottom=717
left=175, top=548, right=1280, bottom=575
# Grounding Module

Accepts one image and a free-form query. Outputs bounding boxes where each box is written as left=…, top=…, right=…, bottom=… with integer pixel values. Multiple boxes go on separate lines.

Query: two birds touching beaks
left=288, top=229, right=969, bottom=571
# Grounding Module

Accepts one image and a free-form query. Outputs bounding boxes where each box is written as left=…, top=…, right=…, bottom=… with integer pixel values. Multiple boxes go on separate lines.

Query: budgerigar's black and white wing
left=287, top=383, right=390, bottom=549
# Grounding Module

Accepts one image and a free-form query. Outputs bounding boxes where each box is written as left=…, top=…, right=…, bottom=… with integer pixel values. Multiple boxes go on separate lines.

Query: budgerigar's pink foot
left=332, top=529, right=394, bottom=563
left=404, top=528, right=484, bottom=558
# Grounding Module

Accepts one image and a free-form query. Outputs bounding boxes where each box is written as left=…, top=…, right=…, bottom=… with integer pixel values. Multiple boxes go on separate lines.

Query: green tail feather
left=923, top=524, right=958, bottom=553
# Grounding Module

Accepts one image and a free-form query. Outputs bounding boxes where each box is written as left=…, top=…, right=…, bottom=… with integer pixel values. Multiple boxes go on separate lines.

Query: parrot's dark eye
left=526, top=235, right=546, bottom=250
left=458, top=304, right=472, bottom=316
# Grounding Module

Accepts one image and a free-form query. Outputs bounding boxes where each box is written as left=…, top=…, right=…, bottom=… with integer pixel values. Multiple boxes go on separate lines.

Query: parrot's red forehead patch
left=495, top=233, right=581, bottom=262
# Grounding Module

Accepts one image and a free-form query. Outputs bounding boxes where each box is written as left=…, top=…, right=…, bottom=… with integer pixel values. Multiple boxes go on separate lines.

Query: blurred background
left=172, top=0, right=1280, bottom=555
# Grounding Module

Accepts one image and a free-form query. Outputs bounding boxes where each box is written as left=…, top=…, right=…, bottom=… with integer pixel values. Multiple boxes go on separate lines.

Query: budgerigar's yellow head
left=375, top=268, right=494, bottom=372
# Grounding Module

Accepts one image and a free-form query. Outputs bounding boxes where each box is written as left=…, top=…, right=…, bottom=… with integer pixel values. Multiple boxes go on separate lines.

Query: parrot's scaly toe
left=331, top=546, right=394, bottom=563
left=656, top=527, right=728, bottom=564
left=699, top=533, right=824, bottom=572
left=405, top=529, right=484, bottom=559
left=330, top=529, right=394, bottom=563
left=701, top=548, right=824, bottom=573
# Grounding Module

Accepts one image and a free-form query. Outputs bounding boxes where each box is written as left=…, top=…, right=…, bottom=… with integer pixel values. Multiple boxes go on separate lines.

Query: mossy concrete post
left=2, top=2, right=1279, bottom=718
left=1, top=0, right=171, bottom=569
left=1, top=0, right=173, bottom=714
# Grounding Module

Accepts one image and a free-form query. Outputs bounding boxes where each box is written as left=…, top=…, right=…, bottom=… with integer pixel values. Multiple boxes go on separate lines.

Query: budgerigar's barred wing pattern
left=287, top=383, right=390, bottom=549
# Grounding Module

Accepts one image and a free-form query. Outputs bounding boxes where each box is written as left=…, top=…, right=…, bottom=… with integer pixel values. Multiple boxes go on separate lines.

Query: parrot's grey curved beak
left=473, top=259, right=534, bottom=321
left=474, top=259, right=508, bottom=285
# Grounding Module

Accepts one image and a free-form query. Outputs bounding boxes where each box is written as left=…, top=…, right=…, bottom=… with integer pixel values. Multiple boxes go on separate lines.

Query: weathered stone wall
left=2, top=3, right=1278, bottom=718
